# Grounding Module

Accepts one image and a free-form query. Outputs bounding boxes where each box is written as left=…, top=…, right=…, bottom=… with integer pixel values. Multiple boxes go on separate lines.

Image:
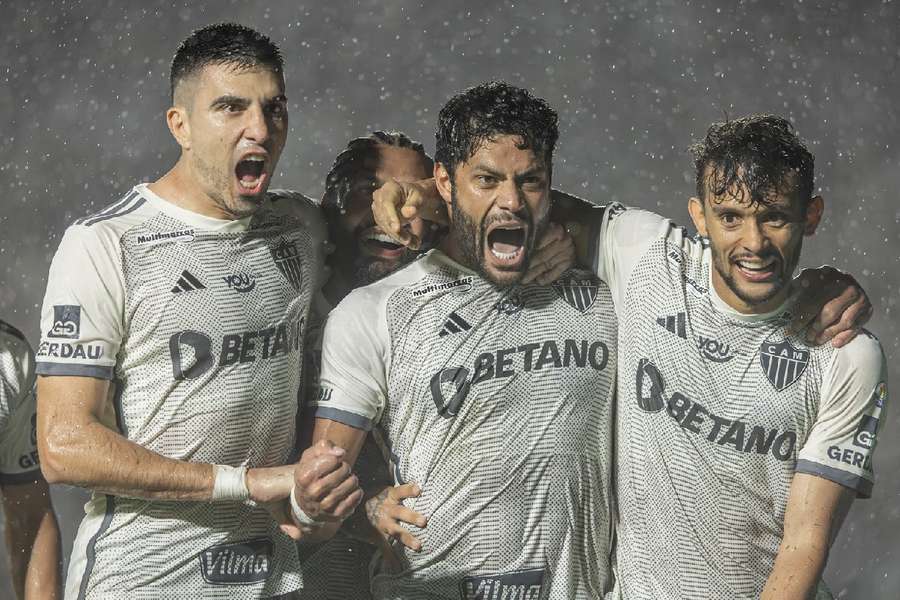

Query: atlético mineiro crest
left=759, top=339, right=810, bottom=391
left=270, top=238, right=303, bottom=291
left=552, top=276, right=598, bottom=313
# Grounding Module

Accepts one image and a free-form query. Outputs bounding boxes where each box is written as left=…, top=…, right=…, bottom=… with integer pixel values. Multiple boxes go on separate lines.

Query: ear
left=688, top=196, right=708, bottom=237
left=166, top=105, right=191, bottom=150
left=434, top=162, right=453, bottom=209
left=803, top=195, right=824, bottom=236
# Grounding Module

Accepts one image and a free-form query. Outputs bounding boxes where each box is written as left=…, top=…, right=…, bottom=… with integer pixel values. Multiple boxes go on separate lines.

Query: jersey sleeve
left=796, top=332, right=888, bottom=498
left=0, top=389, right=40, bottom=484
left=309, top=289, right=390, bottom=431
left=36, top=224, right=125, bottom=379
left=589, top=203, right=682, bottom=312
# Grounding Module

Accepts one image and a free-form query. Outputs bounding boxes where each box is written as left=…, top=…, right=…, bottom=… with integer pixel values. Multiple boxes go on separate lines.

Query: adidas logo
left=656, top=312, right=687, bottom=339
left=171, top=270, right=206, bottom=293
left=438, top=311, right=471, bottom=337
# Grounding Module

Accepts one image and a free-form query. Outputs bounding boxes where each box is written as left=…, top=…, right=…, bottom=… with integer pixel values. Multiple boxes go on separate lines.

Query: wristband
left=211, top=465, right=250, bottom=502
left=290, top=485, right=325, bottom=528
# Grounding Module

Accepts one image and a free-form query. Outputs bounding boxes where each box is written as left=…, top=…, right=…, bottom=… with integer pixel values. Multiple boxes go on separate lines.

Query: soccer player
left=593, top=115, right=887, bottom=599
left=299, top=130, right=577, bottom=599
left=1, top=320, right=61, bottom=599
left=35, top=24, right=358, bottom=598
left=294, top=82, right=617, bottom=599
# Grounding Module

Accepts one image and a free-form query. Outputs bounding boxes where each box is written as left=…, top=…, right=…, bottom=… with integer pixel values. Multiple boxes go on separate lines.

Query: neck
left=437, top=233, right=477, bottom=272
left=149, top=157, right=238, bottom=221
left=322, top=265, right=353, bottom=306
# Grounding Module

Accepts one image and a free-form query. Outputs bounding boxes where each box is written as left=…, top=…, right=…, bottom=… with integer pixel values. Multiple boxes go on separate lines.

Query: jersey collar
left=135, top=184, right=254, bottom=232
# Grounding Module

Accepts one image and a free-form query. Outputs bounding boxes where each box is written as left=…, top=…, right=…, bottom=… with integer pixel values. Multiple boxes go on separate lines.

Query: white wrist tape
left=211, top=465, right=250, bottom=502
left=290, top=485, right=325, bottom=528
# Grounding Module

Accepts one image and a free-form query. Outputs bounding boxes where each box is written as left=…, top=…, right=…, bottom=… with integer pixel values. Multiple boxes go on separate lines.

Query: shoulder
left=71, top=186, right=157, bottom=237
left=267, top=189, right=322, bottom=219
left=334, top=257, right=434, bottom=318
left=830, top=329, right=886, bottom=377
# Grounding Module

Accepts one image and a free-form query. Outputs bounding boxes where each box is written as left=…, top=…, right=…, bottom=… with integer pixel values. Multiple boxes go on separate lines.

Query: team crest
left=759, top=339, right=809, bottom=391
left=270, top=237, right=303, bottom=291
left=553, top=276, right=598, bottom=313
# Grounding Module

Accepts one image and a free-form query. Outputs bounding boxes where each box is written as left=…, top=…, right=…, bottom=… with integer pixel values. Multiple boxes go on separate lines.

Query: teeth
left=238, top=178, right=260, bottom=189
left=368, top=232, right=397, bottom=243
left=243, top=156, right=265, bottom=162
left=737, top=260, right=774, bottom=271
left=490, top=247, right=520, bottom=260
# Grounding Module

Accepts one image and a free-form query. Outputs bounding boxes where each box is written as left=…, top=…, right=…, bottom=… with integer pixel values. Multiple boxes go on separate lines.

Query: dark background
left=1, top=0, right=897, bottom=597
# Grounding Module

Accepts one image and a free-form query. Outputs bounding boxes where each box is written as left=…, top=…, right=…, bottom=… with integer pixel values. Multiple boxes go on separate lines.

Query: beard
left=448, top=187, right=547, bottom=287
left=352, top=250, right=419, bottom=287
left=192, top=152, right=262, bottom=219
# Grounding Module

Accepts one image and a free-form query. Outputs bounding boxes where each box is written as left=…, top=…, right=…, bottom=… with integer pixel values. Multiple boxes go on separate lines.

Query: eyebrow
left=470, top=164, right=546, bottom=180
left=209, top=94, right=288, bottom=108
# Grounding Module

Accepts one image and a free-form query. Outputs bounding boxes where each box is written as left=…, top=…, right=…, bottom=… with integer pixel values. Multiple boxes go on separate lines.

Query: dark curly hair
left=690, top=114, right=814, bottom=207
left=435, top=81, right=559, bottom=181
left=321, top=131, right=433, bottom=215
left=170, top=23, right=283, bottom=101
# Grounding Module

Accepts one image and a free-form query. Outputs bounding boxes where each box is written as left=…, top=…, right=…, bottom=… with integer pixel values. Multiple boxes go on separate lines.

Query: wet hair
left=170, top=22, right=283, bottom=101
left=321, top=131, right=434, bottom=214
left=690, top=114, right=814, bottom=207
left=434, top=81, right=559, bottom=181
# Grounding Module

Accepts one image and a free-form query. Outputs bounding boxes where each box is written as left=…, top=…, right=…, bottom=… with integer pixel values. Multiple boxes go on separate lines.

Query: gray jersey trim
left=0, top=469, right=42, bottom=484
left=795, top=459, right=873, bottom=498
left=314, top=407, right=373, bottom=431
left=77, top=495, right=116, bottom=600
left=35, top=362, right=114, bottom=380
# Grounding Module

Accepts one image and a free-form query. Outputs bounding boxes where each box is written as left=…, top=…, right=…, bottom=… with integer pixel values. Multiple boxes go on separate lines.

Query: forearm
left=761, top=538, right=829, bottom=600
left=24, top=509, right=61, bottom=600
left=43, top=418, right=215, bottom=500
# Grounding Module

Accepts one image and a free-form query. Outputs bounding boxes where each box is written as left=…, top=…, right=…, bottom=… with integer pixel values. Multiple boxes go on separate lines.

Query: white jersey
left=0, top=321, right=41, bottom=484
left=590, top=205, right=888, bottom=599
left=312, top=249, right=618, bottom=600
left=37, top=184, right=327, bottom=599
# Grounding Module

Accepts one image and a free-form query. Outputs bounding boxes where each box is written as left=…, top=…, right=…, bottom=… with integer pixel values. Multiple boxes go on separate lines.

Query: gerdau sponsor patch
left=199, top=538, right=272, bottom=584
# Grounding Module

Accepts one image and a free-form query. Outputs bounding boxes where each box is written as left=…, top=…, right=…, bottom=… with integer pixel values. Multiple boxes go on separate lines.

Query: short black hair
left=170, top=22, right=283, bottom=101
left=434, top=81, right=559, bottom=181
left=322, top=131, right=433, bottom=214
left=690, top=114, right=815, bottom=207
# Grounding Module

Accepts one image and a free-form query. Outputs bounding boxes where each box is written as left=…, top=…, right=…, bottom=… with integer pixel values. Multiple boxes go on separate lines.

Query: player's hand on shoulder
left=522, top=222, right=576, bottom=284
left=293, top=439, right=363, bottom=523
left=372, top=178, right=447, bottom=250
left=790, top=266, right=872, bottom=348
left=365, top=482, right=427, bottom=552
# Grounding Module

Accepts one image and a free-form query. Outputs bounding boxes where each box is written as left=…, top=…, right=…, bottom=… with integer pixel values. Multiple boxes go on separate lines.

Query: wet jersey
left=589, top=205, right=888, bottom=600
left=0, top=321, right=41, bottom=484
left=36, top=184, right=327, bottom=599
left=312, top=249, right=618, bottom=600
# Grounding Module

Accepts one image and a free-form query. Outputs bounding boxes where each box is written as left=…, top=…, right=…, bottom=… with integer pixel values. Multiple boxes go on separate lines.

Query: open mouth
left=734, top=257, right=778, bottom=282
left=360, top=228, right=405, bottom=259
left=235, top=155, right=268, bottom=196
left=486, top=223, right=526, bottom=267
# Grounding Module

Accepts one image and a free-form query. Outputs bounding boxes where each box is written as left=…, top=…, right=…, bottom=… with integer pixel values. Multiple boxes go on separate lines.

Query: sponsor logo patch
left=553, top=275, right=598, bottom=313
left=199, top=538, right=272, bottom=585
left=698, top=335, right=734, bottom=363
left=759, top=339, right=809, bottom=391
left=460, top=568, right=545, bottom=600
left=853, top=381, right=887, bottom=449
left=270, top=238, right=303, bottom=291
left=412, top=277, right=473, bottom=298
left=223, top=272, right=257, bottom=293
left=48, top=305, right=81, bottom=339
left=135, top=228, right=195, bottom=245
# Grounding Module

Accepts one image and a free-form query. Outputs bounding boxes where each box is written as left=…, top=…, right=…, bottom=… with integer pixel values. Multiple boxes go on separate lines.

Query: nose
left=495, top=180, right=524, bottom=213
left=741, top=218, right=767, bottom=253
left=243, top=104, right=270, bottom=144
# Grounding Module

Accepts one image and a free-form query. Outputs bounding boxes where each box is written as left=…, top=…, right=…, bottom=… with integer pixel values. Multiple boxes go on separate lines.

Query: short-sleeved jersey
left=0, top=321, right=41, bottom=484
left=37, top=184, right=327, bottom=600
left=590, top=205, right=888, bottom=600
left=312, top=249, right=618, bottom=600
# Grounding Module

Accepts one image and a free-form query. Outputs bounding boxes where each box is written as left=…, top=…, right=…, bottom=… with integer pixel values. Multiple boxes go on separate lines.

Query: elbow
left=38, top=431, right=80, bottom=486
